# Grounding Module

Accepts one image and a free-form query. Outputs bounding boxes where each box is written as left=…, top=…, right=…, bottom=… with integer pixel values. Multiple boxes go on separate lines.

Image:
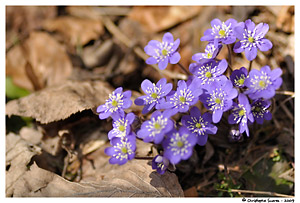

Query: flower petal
left=212, top=109, right=223, bottom=123
left=169, top=52, right=181, bottom=64
left=163, top=32, right=174, bottom=43
left=146, top=57, right=158, bottom=65
left=245, top=47, right=257, bottom=61
left=257, top=38, right=272, bottom=51
left=158, top=58, right=168, bottom=70
left=233, top=41, right=244, bottom=53
left=197, top=134, right=208, bottom=146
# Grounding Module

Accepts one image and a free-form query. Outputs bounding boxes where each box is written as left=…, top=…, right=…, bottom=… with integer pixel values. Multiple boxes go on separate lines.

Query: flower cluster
left=97, top=18, right=282, bottom=175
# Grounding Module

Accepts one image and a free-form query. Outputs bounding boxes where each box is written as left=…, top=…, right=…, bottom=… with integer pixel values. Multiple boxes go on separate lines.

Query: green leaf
left=6, top=77, right=30, bottom=99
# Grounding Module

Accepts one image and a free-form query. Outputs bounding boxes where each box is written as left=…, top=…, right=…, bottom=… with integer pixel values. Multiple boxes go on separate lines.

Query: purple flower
left=244, top=65, right=282, bottom=99
left=201, top=18, right=238, bottom=46
left=97, top=87, right=132, bottom=120
left=144, top=32, right=181, bottom=70
left=181, top=106, right=218, bottom=146
left=230, top=67, right=248, bottom=88
left=104, top=134, right=136, bottom=165
left=189, top=59, right=228, bottom=88
left=229, top=129, right=243, bottom=141
left=192, top=42, right=222, bottom=61
left=251, top=98, right=272, bottom=124
left=152, top=155, right=169, bottom=175
left=137, top=110, right=174, bottom=144
left=162, top=78, right=203, bottom=115
left=163, top=127, right=197, bottom=165
left=200, top=79, right=238, bottom=123
left=233, top=19, right=273, bottom=61
left=134, top=78, right=173, bottom=114
left=108, top=112, right=135, bottom=140
left=228, top=93, right=254, bottom=137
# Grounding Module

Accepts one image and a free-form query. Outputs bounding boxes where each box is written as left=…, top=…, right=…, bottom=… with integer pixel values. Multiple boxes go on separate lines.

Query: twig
left=216, top=188, right=294, bottom=198
left=99, top=14, right=187, bottom=80
left=275, top=90, right=295, bottom=96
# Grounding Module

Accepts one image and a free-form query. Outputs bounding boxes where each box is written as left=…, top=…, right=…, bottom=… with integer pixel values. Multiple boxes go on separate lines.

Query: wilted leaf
left=43, top=16, right=104, bottom=46
left=81, top=143, right=184, bottom=197
left=6, top=133, right=42, bottom=197
left=6, top=6, right=57, bottom=50
left=8, top=139, right=183, bottom=197
left=6, top=80, right=113, bottom=124
left=128, top=6, right=202, bottom=33
left=6, top=31, right=73, bottom=91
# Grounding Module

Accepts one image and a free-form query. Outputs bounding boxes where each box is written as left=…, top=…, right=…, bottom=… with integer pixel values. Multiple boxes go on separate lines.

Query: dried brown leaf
left=128, top=6, right=202, bottom=33
left=7, top=138, right=183, bottom=197
left=43, top=16, right=104, bottom=46
left=6, top=80, right=113, bottom=124
left=6, top=31, right=73, bottom=91
left=81, top=143, right=184, bottom=197
left=6, top=133, right=42, bottom=197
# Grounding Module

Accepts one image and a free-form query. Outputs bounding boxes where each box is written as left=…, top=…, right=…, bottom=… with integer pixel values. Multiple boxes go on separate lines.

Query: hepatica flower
left=134, top=78, right=172, bottom=114
left=152, top=155, right=169, bottom=175
left=233, top=19, right=273, bottom=61
left=189, top=59, right=228, bottom=88
left=228, top=93, right=254, bottom=137
left=137, top=110, right=174, bottom=144
left=251, top=98, right=272, bottom=124
left=163, top=127, right=197, bottom=165
left=181, top=106, right=218, bottom=146
left=97, top=87, right=132, bottom=119
left=201, top=18, right=238, bottom=46
left=144, top=32, right=181, bottom=70
left=244, top=65, right=282, bottom=99
left=108, top=112, right=135, bottom=140
left=200, top=79, right=238, bottom=123
left=105, top=134, right=136, bottom=165
left=230, top=67, right=248, bottom=88
left=163, top=78, right=203, bottom=115
left=192, top=42, right=222, bottom=61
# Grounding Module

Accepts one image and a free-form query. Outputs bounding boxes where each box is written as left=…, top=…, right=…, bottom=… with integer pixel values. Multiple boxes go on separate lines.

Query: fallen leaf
left=6, top=80, right=113, bottom=124
left=81, top=143, right=184, bottom=197
left=8, top=138, right=184, bottom=197
left=43, top=16, right=104, bottom=47
left=6, top=133, right=42, bottom=197
left=6, top=31, right=73, bottom=91
left=6, top=6, right=57, bottom=50
left=128, top=6, right=202, bottom=33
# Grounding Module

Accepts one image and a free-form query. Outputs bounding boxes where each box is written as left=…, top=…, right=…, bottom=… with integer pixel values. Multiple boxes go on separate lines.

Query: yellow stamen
left=177, top=141, right=184, bottom=148
left=219, top=30, right=226, bottom=37
left=205, top=72, right=212, bottom=78
left=111, top=100, right=118, bottom=107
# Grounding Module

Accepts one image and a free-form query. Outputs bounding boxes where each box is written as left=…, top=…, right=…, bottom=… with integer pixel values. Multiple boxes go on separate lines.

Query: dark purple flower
left=201, top=18, right=238, bottom=46
left=233, top=19, right=273, bottom=61
left=105, top=134, right=136, bottom=165
left=189, top=59, right=228, bottom=88
left=108, top=112, right=136, bottom=140
left=97, top=87, right=132, bottom=120
left=228, top=93, right=254, bottom=137
left=181, top=106, right=218, bottom=146
left=229, top=129, right=243, bottom=141
left=137, top=110, right=174, bottom=144
left=251, top=98, right=272, bottom=124
left=152, top=155, right=169, bottom=175
left=144, top=32, right=181, bottom=70
left=244, top=65, right=282, bottom=99
left=162, top=78, right=203, bottom=115
left=230, top=67, right=248, bottom=88
left=163, top=127, right=197, bottom=165
left=192, top=42, right=222, bottom=61
left=200, top=78, right=238, bottom=123
left=134, top=78, right=173, bottom=114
